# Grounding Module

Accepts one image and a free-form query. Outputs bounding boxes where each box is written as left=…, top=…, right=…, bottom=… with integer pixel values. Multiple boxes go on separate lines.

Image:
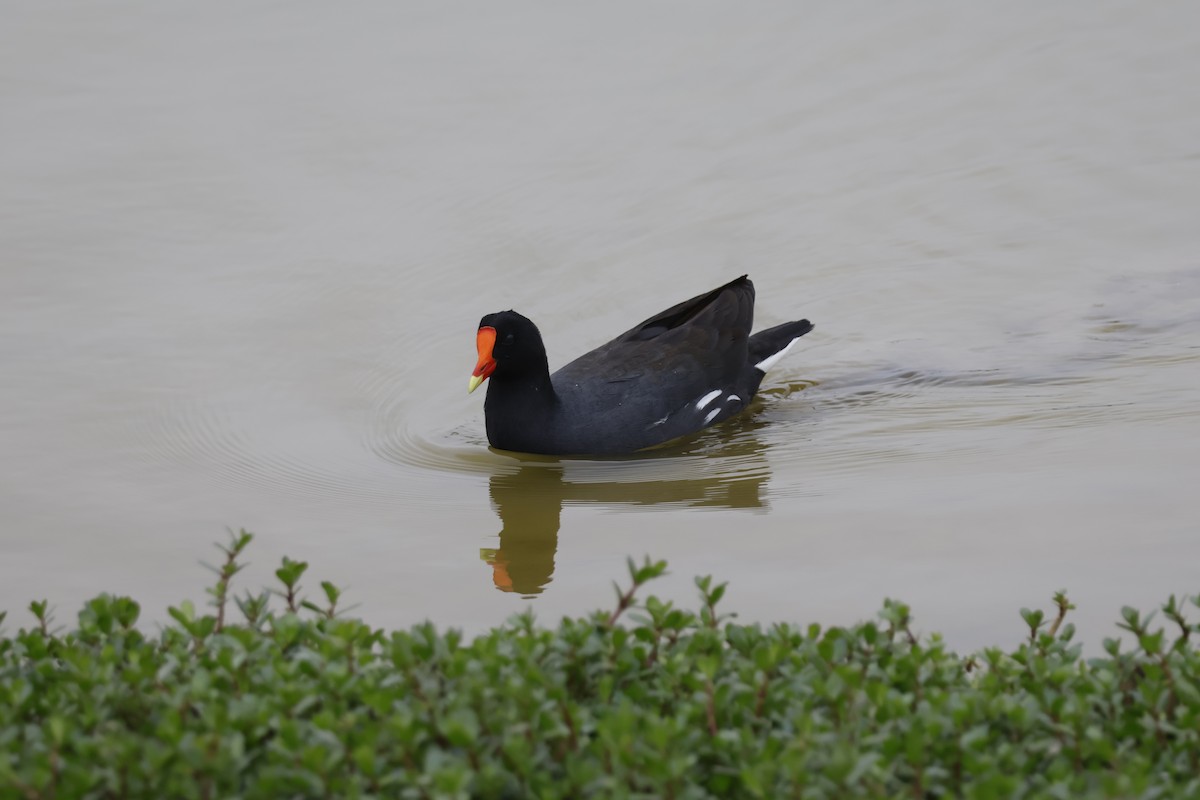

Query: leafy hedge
left=2, top=532, right=1199, bottom=799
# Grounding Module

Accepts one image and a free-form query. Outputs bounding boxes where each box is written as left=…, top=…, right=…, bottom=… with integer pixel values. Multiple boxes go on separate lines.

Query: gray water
left=3, top=2, right=1198, bottom=650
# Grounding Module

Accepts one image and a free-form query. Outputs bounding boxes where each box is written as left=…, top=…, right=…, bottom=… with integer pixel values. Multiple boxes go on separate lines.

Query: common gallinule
left=468, top=275, right=812, bottom=455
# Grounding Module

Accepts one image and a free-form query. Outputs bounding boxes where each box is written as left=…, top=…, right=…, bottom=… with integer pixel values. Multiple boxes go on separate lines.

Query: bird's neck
left=484, top=354, right=557, bottom=416
left=483, top=358, right=558, bottom=453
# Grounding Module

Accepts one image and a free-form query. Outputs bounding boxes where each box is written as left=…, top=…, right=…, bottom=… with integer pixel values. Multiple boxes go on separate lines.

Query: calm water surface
left=3, top=3, right=1198, bottom=650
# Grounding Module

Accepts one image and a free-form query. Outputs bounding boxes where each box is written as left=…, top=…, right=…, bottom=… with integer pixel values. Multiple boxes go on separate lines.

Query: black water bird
left=468, top=275, right=812, bottom=455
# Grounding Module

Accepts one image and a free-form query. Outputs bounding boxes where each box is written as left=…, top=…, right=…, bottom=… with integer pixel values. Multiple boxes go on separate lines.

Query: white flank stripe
left=754, top=337, right=800, bottom=372
left=695, top=389, right=722, bottom=409
left=703, top=408, right=721, bottom=425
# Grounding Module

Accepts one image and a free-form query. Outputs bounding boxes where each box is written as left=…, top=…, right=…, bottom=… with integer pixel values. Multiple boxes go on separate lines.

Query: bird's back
left=547, top=277, right=756, bottom=452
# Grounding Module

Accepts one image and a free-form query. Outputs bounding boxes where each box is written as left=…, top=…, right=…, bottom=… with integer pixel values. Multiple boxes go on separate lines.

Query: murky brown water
left=3, top=3, right=1198, bottom=650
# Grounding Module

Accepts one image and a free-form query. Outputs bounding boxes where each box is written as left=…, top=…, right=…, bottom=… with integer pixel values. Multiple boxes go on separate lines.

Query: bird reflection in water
left=480, top=409, right=781, bottom=596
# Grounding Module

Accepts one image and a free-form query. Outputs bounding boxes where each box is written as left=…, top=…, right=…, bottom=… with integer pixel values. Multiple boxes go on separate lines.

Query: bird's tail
left=749, top=320, right=814, bottom=372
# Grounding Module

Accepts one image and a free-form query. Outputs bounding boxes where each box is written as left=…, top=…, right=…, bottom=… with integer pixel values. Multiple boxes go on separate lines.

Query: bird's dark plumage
left=469, top=276, right=812, bottom=455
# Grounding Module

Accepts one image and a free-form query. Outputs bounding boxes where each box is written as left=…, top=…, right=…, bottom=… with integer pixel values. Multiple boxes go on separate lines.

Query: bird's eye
left=504, top=333, right=515, bottom=344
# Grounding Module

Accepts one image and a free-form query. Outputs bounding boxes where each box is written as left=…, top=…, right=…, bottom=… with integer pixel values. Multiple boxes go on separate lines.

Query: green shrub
left=2, top=531, right=1198, bottom=799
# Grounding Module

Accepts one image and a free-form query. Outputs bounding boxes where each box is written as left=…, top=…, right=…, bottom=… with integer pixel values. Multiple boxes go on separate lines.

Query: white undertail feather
left=695, top=389, right=722, bottom=409
left=754, top=336, right=801, bottom=373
